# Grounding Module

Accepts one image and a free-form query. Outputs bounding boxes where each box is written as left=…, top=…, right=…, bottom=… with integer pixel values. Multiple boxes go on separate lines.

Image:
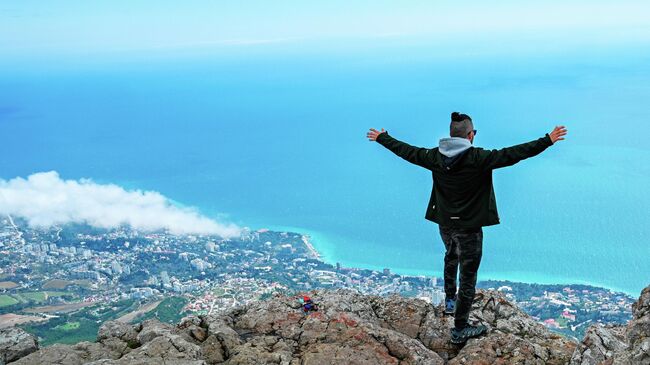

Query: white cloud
left=0, top=171, right=241, bottom=238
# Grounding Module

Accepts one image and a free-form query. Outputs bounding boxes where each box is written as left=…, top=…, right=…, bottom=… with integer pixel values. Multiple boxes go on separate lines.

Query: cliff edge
left=2, top=285, right=649, bottom=365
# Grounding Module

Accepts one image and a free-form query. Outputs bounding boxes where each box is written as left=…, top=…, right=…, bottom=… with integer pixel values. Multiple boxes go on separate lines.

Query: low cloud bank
left=0, top=171, right=241, bottom=237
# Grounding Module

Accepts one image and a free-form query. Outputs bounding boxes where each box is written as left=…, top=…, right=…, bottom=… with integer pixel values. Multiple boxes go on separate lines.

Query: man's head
left=450, top=112, right=476, bottom=143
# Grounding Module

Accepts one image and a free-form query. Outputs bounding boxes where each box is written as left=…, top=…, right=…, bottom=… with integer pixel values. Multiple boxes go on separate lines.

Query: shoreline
left=300, top=235, right=320, bottom=260
left=264, top=224, right=640, bottom=297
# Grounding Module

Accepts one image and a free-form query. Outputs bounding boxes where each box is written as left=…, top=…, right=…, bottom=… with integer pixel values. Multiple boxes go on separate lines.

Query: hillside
left=2, top=285, right=649, bottom=364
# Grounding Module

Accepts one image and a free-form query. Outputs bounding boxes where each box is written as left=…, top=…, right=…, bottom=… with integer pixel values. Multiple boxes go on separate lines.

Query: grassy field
left=19, top=291, right=69, bottom=303
left=55, top=321, right=81, bottom=331
left=0, top=291, right=73, bottom=308
left=0, top=295, right=19, bottom=308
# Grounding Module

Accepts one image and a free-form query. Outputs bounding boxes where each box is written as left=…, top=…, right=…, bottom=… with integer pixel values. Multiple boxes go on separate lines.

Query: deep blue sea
left=1, top=42, right=649, bottom=295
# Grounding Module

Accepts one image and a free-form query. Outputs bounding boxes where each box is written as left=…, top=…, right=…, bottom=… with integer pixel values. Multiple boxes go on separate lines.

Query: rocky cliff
left=1, top=285, right=648, bottom=365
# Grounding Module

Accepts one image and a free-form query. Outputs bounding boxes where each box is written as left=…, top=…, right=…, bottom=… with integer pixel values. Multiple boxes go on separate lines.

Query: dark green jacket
left=376, top=132, right=554, bottom=228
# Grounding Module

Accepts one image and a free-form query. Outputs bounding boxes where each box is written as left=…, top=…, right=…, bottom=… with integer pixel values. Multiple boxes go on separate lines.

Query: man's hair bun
left=451, top=111, right=471, bottom=122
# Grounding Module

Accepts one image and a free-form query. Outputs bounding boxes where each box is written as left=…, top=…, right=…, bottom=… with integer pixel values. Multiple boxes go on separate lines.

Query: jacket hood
left=438, top=137, right=472, bottom=157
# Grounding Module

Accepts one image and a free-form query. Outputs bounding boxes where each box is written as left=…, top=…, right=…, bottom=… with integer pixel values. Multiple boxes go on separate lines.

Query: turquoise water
left=1, top=43, right=649, bottom=296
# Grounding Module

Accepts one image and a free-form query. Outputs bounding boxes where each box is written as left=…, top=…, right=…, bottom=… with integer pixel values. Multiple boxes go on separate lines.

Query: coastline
left=258, top=223, right=639, bottom=297
left=300, top=235, right=320, bottom=260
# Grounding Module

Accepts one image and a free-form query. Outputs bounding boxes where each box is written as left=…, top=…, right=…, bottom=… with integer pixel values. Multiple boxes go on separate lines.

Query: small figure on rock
left=298, top=295, right=319, bottom=313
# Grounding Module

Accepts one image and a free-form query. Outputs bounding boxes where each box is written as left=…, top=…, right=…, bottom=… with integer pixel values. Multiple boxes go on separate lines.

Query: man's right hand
left=549, top=125, right=568, bottom=144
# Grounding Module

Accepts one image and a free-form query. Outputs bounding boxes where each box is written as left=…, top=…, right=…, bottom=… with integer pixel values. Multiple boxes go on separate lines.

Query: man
left=367, top=112, right=567, bottom=344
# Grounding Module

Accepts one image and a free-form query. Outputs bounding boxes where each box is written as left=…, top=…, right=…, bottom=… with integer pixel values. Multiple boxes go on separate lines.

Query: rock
left=87, top=359, right=206, bottom=365
left=569, top=324, right=627, bottom=365
left=10, top=339, right=128, bottom=365
left=223, top=336, right=293, bottom=365
left=203, top=315, right=242, bottom=359
left=72, top=340, right=128, bottom=362
left=569, top=284, right=650, bottom=365
left=621, top=285, right=650, bottom=364
left=201, top=334, right=227, bottom=364
left=417, top=308, right=456, bottom=361
left=7, top=284, right=650, bottom=364
left=458, top=290, right=578, bottom=364
left=121, top=333, right=202, bottom=361
left=189, top=327, right=209, bottom=343
left=225, top=289, right=444, bottom=364
left=136, top=319, right=173, bottom=344
left=97, top=321, right=139, bottom=345
left=0, top=327, right=38, bottom=365
left=370, top=293, right=430, bottom=339
left=11, top=343, right=85, bottom=365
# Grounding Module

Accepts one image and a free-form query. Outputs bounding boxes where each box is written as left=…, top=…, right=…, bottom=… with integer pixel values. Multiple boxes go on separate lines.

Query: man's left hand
left=367, top=128, right=386, bottom=141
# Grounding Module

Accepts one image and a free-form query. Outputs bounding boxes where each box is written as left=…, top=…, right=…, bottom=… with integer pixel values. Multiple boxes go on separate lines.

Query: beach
left=301, top=235, right=320, bottom=260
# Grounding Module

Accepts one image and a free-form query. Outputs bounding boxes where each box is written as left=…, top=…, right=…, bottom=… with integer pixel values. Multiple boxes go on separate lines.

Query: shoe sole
left=450, top=328, right=487, bottom=344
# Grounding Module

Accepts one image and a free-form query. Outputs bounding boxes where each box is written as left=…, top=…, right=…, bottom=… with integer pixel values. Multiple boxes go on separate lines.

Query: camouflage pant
left=439, top=225, right=483, bottom=329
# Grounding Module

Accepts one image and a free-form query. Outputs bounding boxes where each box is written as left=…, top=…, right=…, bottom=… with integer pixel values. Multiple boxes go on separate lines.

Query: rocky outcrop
left=0, top=327, right=38, bottom=365
left=571, top=284, right=650, bottom=365
left=2, top=285, right=648, bottom=364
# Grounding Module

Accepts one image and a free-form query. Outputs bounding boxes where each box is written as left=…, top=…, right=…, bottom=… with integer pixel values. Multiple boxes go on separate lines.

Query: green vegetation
left=21, top=299, right=138, bottom=346
left=137, top=297, right=188, bottom=324
left=0, top=291, right=75, bottom=312
left=0, top=294, right=19, bottom=307
left=19, top=291, right=69, bottom=303
left=55, top=321, right=81, bottom=331
left=23, top=316, right=99, bottom=346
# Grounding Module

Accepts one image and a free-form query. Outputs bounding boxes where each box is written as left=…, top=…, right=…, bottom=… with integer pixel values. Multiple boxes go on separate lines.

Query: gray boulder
left=97, top=321, right=138, bottom=345
left=136, top=319, right=174, bottom=345
left=0, top=327, right=38, bottom=365
left=570, top=324, right=627, bottom=365
left=11, top=343, right=85, bottom=365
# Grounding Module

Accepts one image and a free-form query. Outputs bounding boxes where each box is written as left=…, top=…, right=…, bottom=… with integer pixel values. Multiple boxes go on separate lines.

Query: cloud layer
left=0, top=171, right=241, bottom=237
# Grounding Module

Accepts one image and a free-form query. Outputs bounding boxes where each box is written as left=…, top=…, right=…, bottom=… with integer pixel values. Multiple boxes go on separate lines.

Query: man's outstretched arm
left=367, top=128, right=433, bottom=169
left=477, top=125, right=568, bottom=170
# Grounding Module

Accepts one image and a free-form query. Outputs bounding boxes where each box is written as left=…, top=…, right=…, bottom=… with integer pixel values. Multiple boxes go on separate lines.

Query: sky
left=2, top=1, right=650, bottom=58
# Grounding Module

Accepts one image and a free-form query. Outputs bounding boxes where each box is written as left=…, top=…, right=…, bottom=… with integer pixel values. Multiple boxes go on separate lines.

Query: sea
left=1, top=39, right=649, bottom=296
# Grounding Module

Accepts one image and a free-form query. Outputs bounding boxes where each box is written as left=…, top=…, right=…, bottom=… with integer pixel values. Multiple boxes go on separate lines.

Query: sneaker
left=444, top=298, right=456, bottom=315
left=450, top=324, right=488, bottom=344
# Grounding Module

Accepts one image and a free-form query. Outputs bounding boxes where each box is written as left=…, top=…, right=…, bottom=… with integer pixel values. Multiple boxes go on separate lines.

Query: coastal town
left=0, top=215, right=636, bottom=344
